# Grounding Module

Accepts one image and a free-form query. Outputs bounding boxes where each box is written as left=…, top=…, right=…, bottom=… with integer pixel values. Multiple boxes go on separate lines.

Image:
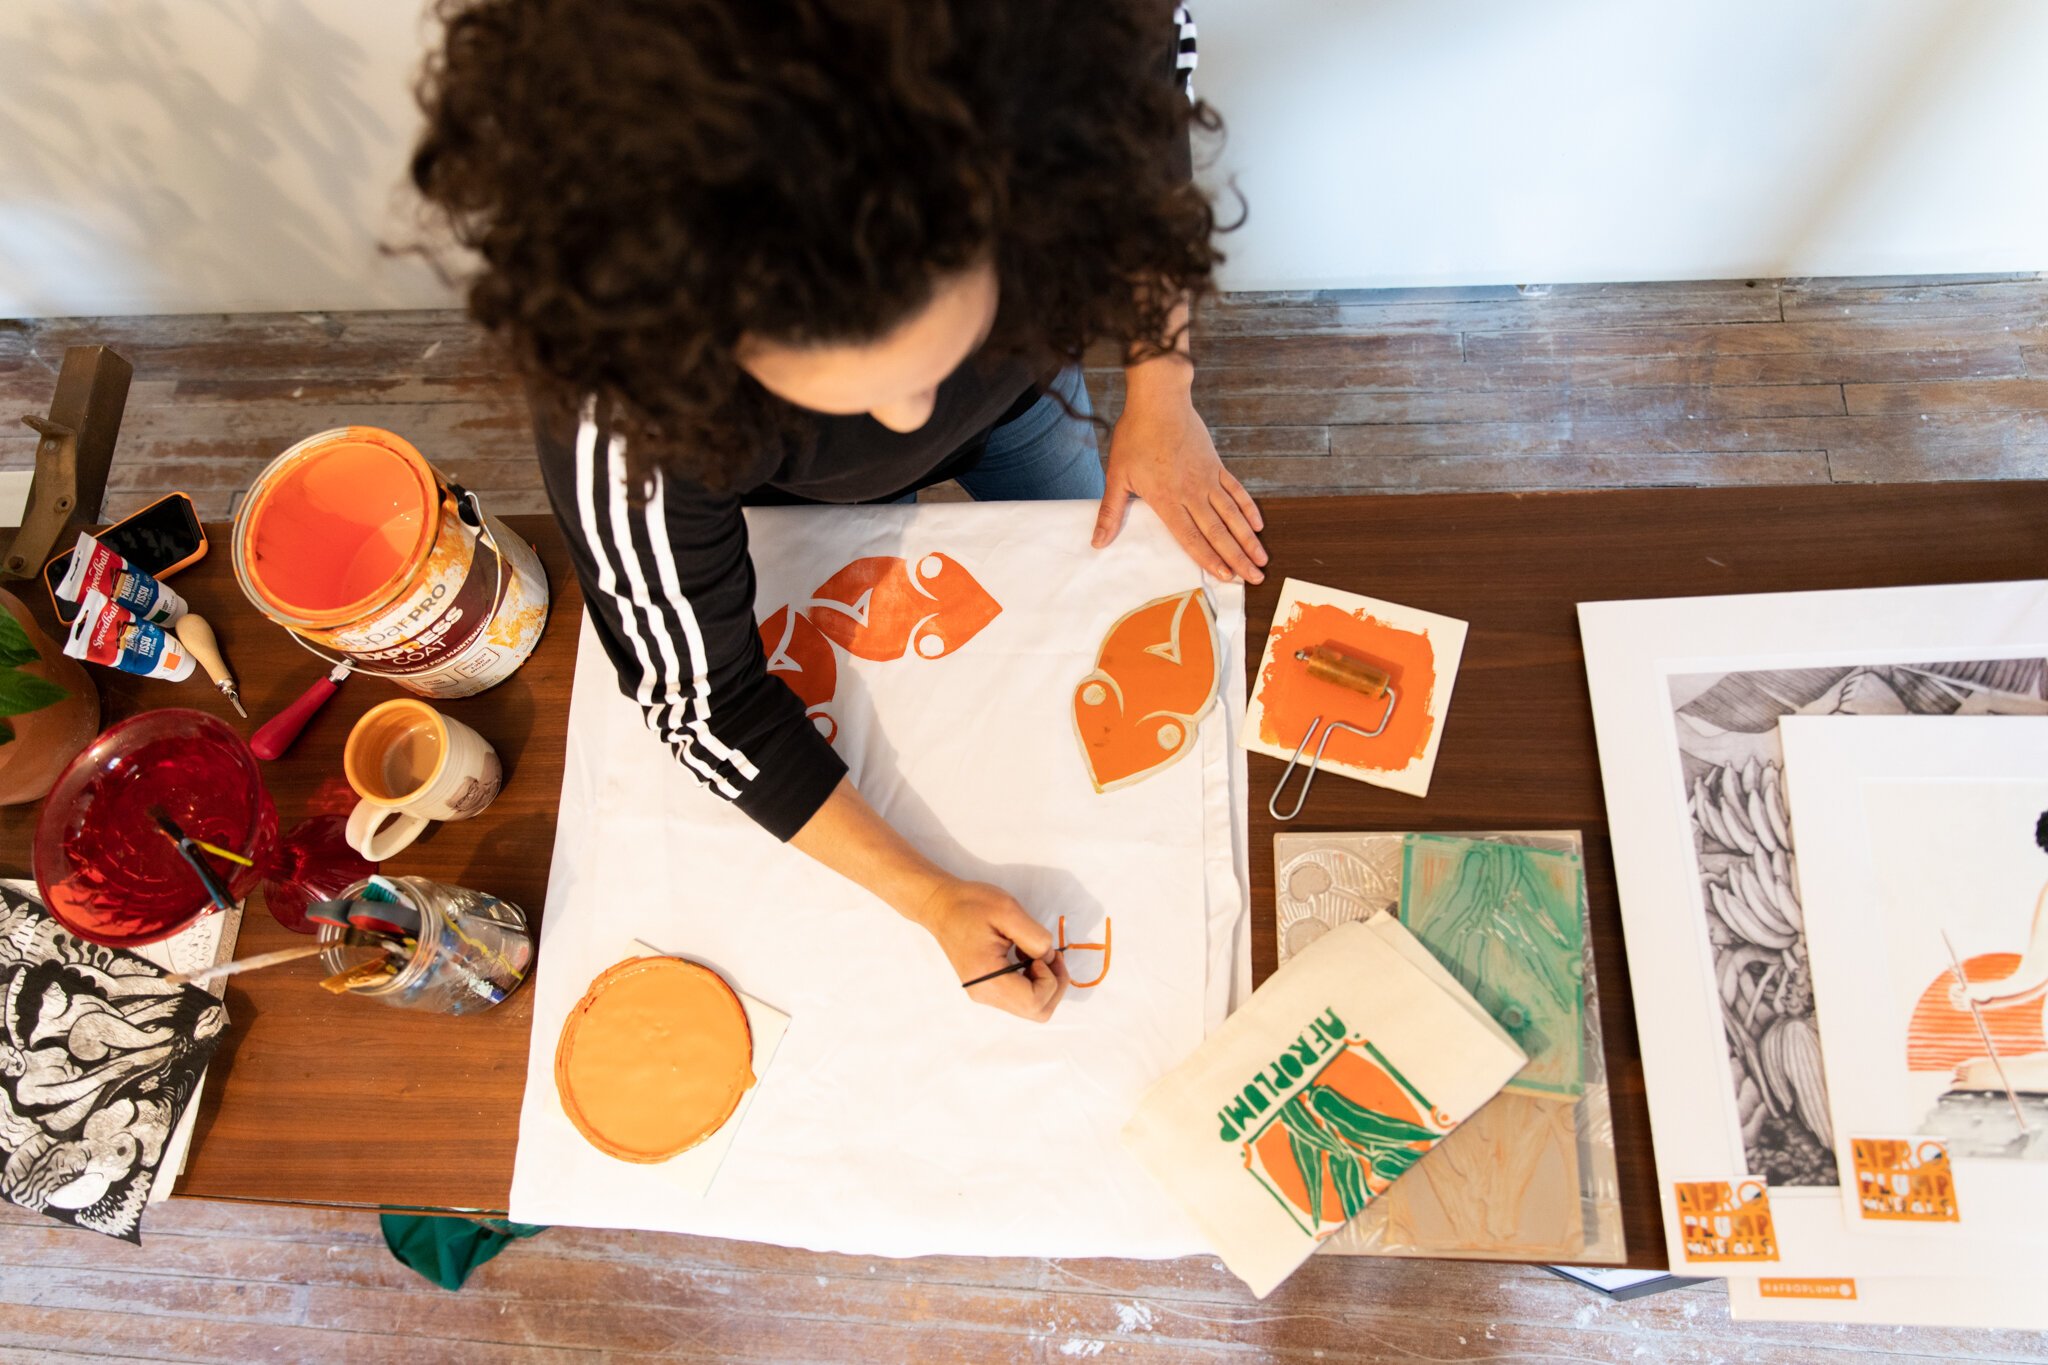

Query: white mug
left=342, top=699, right=502, bottom=862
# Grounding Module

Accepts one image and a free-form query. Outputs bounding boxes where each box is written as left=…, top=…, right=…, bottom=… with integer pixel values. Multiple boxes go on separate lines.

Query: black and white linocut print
left=1666, top=658, right=2048, bottom=1187
left=0, top=886, right=225, bottom=1240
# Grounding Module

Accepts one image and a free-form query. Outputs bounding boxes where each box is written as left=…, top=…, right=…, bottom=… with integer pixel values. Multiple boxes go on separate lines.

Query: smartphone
left=44, top=491, right=208, bottom=626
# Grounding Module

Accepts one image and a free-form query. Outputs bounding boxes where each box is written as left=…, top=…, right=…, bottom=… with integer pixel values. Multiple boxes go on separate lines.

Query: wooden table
left=3, top=484, right=2042, bottom=1268
left=0, top=518, right=583, bottom=1214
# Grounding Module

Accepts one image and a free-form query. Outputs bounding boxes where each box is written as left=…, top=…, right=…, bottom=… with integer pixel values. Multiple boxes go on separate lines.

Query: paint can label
left=235, top=430, right=550, bottom=699
left=305, top=513, right=548, bottom=698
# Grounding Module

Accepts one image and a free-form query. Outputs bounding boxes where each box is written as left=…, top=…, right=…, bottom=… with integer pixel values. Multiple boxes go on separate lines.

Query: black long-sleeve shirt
left=536, top=6, right=1199, bottom=841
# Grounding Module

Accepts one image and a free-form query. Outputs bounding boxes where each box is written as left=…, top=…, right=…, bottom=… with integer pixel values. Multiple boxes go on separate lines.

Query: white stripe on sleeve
left=644, top=469, right=761, bottom=782
left=576, top=405, right=741, bottom=798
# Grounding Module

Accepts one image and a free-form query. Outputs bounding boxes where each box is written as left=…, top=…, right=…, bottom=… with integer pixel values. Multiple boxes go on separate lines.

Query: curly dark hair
left=410, top=0, right=1226, bottom=491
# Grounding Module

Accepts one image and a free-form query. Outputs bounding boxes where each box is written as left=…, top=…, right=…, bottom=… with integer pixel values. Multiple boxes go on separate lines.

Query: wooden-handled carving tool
left=252, top=662, right=350, bottom=760
left=173, top=613, right=246, bottom=717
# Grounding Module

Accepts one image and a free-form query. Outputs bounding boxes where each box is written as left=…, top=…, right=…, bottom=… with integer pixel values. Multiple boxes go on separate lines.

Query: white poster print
left=1872, top=779, right=2048, bottom=1150
left=1781, top=715, right=2048, bottom=1256
left=1669, top=660, right=2048, bottom=1189
left=1579, top=578, right=2048, bottom=1275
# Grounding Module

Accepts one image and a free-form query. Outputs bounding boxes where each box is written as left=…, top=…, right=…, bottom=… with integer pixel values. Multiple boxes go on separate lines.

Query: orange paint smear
left=555, top=957, right=755, bottom=1163
left=1906, top=952, right=2044, bottom=1070
left=1258, top=602, right=1437, bottom=772
left=244, top=430, right=434, bottom=618
left=1057, top=914, right=1112, bottom=988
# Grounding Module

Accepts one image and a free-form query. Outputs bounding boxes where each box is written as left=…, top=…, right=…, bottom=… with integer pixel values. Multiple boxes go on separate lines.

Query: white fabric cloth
left=512, top=502, right=1247, bottom=1257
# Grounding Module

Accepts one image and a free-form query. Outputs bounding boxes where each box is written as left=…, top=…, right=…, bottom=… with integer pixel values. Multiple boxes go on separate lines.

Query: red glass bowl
left=34, top=709, right=275, bottom=947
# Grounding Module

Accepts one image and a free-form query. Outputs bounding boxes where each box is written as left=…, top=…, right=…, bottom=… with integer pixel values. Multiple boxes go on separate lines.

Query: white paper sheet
left=512, top=502, right=1246, bottom=1257
left=1780, top=716, right=2048, bottom=1267
left=1578, top=580, right=2048, bottom=1276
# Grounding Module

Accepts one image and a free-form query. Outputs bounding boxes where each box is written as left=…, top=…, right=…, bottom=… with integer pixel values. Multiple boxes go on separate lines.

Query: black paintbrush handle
left=959, top=949, right=1068, bottom=990
left=959, top=959, right=1035, bottom=989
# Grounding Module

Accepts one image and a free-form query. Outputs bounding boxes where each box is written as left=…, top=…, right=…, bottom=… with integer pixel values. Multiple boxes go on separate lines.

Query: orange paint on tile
left=555, top=957, right=755, bottom=1164
left=1257, top=602, right=1437, bottom=771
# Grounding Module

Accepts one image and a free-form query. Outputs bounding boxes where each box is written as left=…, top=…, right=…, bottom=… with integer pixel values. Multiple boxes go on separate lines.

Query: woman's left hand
left=1093, top=372, right=1267, bottom=584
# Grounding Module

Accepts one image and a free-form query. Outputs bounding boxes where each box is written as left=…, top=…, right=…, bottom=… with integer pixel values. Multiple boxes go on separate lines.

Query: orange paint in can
left=232, top=427, right=549, bottom=698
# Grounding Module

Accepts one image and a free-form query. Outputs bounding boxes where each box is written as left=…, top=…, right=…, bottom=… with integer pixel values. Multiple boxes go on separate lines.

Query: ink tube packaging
left=65, top=591, right=198, bottom=682
left=55, top=531, right=188, bottom=624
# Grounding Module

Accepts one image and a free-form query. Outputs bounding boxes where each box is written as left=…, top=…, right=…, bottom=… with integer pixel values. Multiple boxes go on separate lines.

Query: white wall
left=2, top=0, right=2045, bottom=317
left=0, top=0, right=450, bottom=317
left=1195, top=0, right=2048, bottom=289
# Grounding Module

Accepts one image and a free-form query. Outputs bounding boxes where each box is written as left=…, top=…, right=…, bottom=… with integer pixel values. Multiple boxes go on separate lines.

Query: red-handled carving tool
left=252, top=663, right=350, bottom=761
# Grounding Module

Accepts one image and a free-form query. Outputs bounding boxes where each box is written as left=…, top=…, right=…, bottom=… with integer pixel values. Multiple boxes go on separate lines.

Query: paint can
left=231, top=427, right=549, bottom=698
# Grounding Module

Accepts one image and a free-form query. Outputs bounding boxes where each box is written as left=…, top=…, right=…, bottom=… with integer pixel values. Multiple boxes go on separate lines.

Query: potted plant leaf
left=0, top=588, right=99, bottom=805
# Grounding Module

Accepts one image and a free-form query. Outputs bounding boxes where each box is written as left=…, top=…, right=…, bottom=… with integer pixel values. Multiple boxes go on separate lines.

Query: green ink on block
left=1398, top=835, right=1585, bottom=1097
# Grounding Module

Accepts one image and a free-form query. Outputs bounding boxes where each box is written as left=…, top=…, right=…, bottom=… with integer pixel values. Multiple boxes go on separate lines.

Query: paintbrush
left=150, top=808, right=237, bottom=913
left=1942, top=928, right=2029, bottom=1131
left=169, top=942, right=371, bottom=988
left=959, top=948, right=1064, bottom=991
left=166, top=929, right=395, bottom=989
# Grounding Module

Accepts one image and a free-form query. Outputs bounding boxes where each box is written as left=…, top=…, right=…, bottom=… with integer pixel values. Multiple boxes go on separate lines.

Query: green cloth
left=380, top=1213, right=547, bottom=1291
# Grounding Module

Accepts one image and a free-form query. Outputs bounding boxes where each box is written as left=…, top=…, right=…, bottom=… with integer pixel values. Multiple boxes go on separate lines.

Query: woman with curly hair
left=412, top=0, right=1258, bottom=1022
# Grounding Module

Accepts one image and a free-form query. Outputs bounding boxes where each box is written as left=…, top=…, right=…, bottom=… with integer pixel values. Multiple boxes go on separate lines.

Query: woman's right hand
left=917, top=878, right=1070, bottom=1022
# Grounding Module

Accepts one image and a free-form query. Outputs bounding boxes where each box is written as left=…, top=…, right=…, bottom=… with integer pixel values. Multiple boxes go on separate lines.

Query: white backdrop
left=3, top=0, right=2045, bottom=316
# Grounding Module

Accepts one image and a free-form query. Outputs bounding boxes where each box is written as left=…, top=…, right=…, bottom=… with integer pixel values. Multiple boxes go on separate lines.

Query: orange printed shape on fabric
left=807, top=553, right=1001, bottom=662
left=760, top=605, right=839, bottom=742
left=555, top=956, right=755, bottom=1164
left=759, top=606, right=838, bottom=707
left=1073, top=589, right=1220, bottom=792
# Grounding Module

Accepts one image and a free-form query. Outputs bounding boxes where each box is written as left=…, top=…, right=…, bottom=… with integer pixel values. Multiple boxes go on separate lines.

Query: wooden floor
left=3, top=274, right=2045, bottom=523
left=7, top=1196, right=2046, bottom=1365
left=2, top=276, right=2046, bottom=1363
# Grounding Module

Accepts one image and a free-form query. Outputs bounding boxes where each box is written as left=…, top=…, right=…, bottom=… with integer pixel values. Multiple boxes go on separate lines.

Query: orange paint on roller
left=1258, top=602, right=1437, bottom=772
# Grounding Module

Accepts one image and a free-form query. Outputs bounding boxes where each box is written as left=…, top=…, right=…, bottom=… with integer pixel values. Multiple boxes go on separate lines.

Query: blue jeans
left=956, top=364, right=1106, bottom=501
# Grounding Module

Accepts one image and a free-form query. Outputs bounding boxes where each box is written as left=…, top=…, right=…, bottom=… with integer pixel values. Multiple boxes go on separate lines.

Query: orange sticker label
left=1758, top=1278, right=1857, bottom=1301
left=1672, top=1179, right=1780, bottom=1263
left=1850, top=1137, right=1960, bottom=1222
